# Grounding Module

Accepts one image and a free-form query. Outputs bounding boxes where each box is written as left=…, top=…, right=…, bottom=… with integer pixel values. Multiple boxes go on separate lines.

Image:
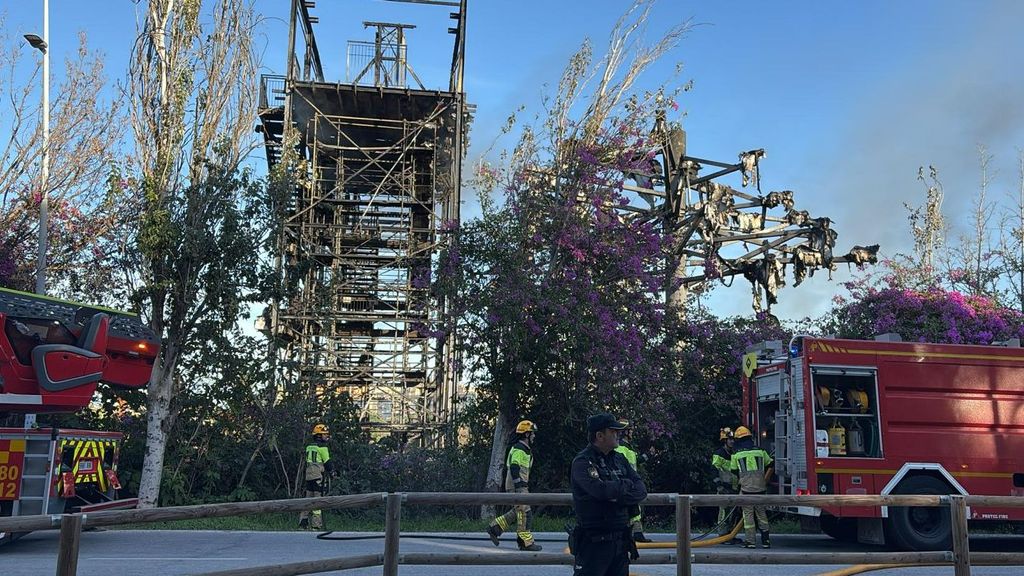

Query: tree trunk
left=480, top=411, right=512, bottom=520
left=137, top=345, right=177, bottom=508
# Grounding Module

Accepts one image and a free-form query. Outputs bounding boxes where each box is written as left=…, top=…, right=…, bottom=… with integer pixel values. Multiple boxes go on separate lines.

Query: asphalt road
left=1, top=530, right=1022, bottom=576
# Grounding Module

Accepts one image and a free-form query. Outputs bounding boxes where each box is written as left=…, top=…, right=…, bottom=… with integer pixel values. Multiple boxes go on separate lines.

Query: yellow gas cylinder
left=828, top=419, right=847, bottom=456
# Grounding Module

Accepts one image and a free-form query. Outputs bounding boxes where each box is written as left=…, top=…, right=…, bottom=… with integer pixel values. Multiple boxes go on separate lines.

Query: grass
left=111, top=509, right=803, bottom=534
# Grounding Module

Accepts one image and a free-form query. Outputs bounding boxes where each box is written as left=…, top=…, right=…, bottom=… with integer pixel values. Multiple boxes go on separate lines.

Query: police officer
left=570, top=413, right=648, bottom=576
left=730, top=426, right=772, bottom=548
left=299, top=423, right=336, bottom=530
left=486, top=420, right=542, bottom=551
left=613, top=420, right=650, bottom=543
left=711, top=427, right=740, bottom=543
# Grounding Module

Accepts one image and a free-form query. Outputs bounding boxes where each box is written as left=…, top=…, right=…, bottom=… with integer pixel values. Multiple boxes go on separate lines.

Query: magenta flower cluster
left=826, top=279, right=1024, bottom=344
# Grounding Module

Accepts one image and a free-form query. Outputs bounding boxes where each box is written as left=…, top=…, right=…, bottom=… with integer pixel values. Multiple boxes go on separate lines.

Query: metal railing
left=2, top=492, right=1022, bottom=576
left=346, top=41, right=407, bottom=86
left=259, top=74, right=287, bottom=110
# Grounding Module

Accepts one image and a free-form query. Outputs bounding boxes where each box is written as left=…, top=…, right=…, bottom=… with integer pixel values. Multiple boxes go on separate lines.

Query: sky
left=4, top=0, right=1024, bottom=321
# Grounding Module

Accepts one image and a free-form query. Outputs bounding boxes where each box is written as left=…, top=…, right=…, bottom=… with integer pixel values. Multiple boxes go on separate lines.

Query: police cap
left=587, top=413, right=629, bottom=434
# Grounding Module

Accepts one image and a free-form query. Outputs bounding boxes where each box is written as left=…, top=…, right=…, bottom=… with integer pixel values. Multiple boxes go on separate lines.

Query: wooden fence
left=1, top=492, right=1022, bottom=576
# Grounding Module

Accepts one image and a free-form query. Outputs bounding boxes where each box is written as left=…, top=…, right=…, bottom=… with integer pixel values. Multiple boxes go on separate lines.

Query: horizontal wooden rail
left=20, top=491, right=1023, bottom=576
left=192, top=551, right=1024, bottom=576
left=8, top=492, right=1023, bottom=533
left=963, top=495, right=1024, bottom=507
left=396, top=551, right=960, bottom=565
left=196, top=554, right=383, bottom=576
left=400, top=492, right=974, bottom=507
left=0, top=492, right=386, bottom=533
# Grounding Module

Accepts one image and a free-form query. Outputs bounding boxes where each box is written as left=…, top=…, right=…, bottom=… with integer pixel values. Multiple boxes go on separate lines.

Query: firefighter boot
left=517, top=536, right=542, bottom=551
left=486, top=524, right=502, bottom=547
left=633, top=532, right=652, bottom=543
left=298, top=518, right=309, bottom=530
left=760, top=529, right=771, bottom=549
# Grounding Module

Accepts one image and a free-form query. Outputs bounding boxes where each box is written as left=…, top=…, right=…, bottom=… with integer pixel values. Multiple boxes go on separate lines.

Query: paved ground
left=1, top=530, right=1022, bottom=575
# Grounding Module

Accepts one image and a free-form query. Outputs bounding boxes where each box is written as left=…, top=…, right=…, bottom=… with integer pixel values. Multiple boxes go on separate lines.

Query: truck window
left=2, top=317, right=77, bottom=365
left=811, top=366, right=882, bottom=458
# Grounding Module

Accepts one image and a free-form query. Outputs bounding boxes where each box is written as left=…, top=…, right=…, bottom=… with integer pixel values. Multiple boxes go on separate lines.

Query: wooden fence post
left=55, top=513, right=84, bottom=576
left=950, top=494, right=971, bottom=576
left=676, top=494, right=692, bottom=576
left=383, top=492, right=403, bottom=576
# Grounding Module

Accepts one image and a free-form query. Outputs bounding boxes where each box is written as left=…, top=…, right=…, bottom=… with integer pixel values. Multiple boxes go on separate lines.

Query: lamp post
left=24, top=0, right=49, bottom=297
left=23, top=0, right=48, bottom=431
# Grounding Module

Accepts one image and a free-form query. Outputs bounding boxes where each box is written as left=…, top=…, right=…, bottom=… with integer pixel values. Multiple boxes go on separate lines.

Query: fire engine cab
left=742, top=335, right=1024, bottom=550
left=0, top=287, right=158, bottom=545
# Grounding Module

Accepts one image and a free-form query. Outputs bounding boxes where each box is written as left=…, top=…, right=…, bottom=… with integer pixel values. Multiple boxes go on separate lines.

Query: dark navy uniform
left=570, top=444, right=648, bottom=575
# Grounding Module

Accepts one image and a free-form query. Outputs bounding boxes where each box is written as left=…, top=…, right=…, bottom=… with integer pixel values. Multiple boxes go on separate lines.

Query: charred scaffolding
left=258, top=0, right=468, bottom=445
left=622, top=112, right=879, bottom=315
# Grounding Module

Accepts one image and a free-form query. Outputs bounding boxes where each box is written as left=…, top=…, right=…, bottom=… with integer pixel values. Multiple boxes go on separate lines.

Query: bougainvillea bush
left=822, top=272, right=1024, bottom=345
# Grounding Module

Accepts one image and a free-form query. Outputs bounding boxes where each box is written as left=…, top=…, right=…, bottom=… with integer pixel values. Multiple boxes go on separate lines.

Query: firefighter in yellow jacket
left=486, top=420, right=542, bottom=551
left=711, top=427, right=740, bottom=543
left=299, top=424, right=336, bottom=530
left=614, top=420, right=650, bottom=542
left=730, top=426, right=771, bottom=548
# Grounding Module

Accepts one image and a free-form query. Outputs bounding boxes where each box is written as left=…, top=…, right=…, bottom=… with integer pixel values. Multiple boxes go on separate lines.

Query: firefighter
left=299, top=423, right=336, bottom=530
left=486, top=419, right=542, bottom=551
left=614, top=420, right=650, bottom=543
left=730, top=426, right=772, bottom=548
left=711, top=427, right=741, bottom=543
left=570, top=413, right=647, bottom=576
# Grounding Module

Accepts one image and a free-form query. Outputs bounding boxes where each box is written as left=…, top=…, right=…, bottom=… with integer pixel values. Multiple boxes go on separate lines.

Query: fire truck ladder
left=774, top=371, right=794, bottom=495
left=13, top=435, right=55, bottom=516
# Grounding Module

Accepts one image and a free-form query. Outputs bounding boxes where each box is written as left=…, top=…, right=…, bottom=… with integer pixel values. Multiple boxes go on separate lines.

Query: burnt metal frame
left=620, top=112, right=878, bottom=314
left=259, top=0, right=467, bottom=446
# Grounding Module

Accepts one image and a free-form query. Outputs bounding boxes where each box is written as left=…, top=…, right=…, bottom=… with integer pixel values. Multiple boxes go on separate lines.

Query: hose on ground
left=814, top=565, right=919, bottom=576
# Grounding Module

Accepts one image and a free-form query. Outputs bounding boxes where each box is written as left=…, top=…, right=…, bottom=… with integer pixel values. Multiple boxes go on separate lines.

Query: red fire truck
left=0, top=287, right=158, bottom=545
left=741, top=335, right=1024, bottom=550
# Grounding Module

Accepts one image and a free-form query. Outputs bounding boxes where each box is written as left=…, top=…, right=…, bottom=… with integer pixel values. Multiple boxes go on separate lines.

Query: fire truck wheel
left=885, top=474, right=953, bottom=551
left=820, top=514, right=858, bottom=542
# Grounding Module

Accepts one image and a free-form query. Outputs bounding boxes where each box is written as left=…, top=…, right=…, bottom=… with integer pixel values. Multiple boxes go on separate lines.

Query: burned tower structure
left=258, top=0, right=468, bottom=446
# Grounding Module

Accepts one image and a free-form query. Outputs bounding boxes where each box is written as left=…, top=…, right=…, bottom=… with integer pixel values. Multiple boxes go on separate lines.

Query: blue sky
left=5, top=0, right=1024, bottom=320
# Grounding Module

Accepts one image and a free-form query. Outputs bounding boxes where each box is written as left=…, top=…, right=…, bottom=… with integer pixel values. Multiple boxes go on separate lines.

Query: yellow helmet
left=515, top=420, right=538, bottom=434
left=719, top=427, right=734, bottom=441
left=734, top=426, right=752, bottom=440
left=849, top=389, right=869, bottom=413
left=312, top=424, right=330, bottom=436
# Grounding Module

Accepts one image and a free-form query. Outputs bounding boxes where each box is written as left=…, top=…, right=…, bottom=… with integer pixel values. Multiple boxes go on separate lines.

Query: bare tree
left=945, top=146, right=1000, bottom=298
left=997, top=149, right=1024, bottom=311
left=127, top=0, right=260, bottom=508
left=905, top=165, right=946, bottom=279
left=0, top=22, right=125, bottom=291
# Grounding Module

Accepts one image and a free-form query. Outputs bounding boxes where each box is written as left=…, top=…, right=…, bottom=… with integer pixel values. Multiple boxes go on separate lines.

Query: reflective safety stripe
left=731, top=449, right=772, bottom=472
left=56, top=438, right=119, bottom=495
left=306, top=444, right=329, bottom=464
left=507, top=446, right=531, bottom=468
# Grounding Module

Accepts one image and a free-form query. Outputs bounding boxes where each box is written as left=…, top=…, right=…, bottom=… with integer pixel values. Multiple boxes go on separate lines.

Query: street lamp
left=23, top=33, right=47, bottom=52
left=23, top=1, right=48, bottom=431
left=24, top=0, right=49, bottom=297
